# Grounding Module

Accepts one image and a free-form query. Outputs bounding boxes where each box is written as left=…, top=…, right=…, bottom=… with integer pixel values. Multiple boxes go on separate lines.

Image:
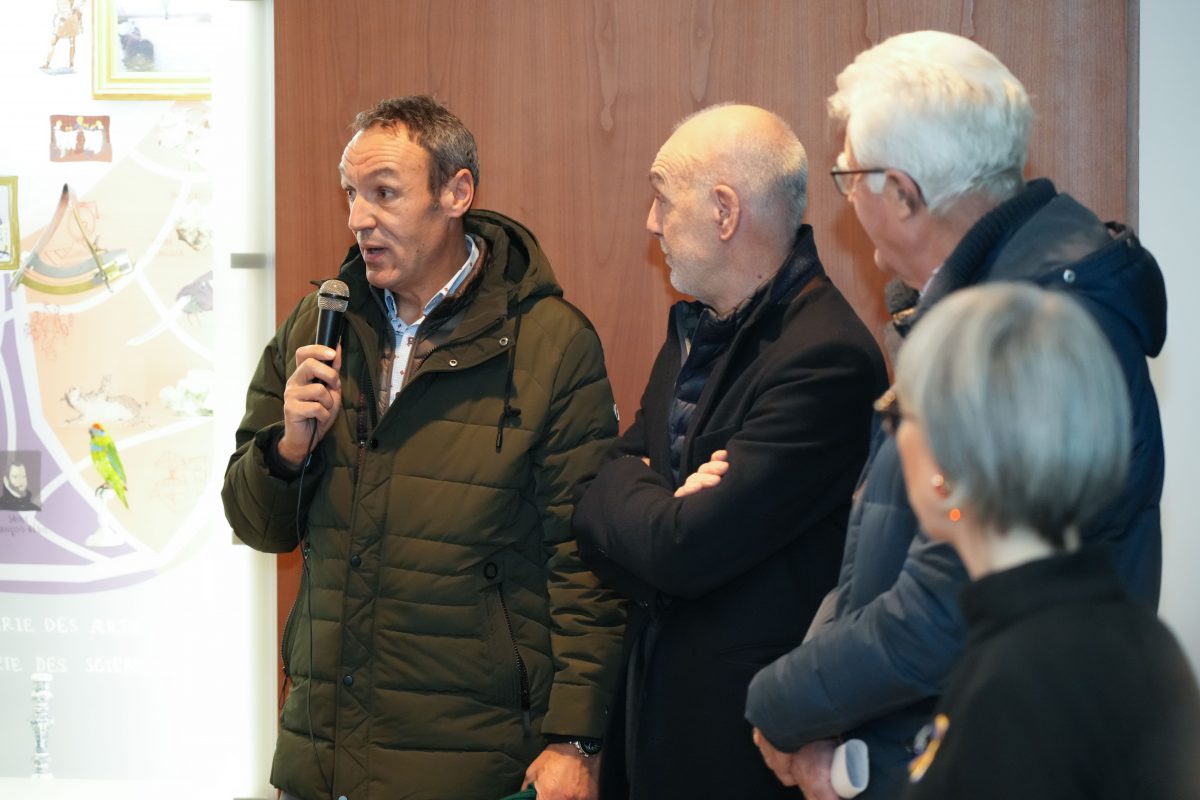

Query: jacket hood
left=328, top=208, right=562, bottom=322
left=464, top=208, right=563, bottom=305
left=987, top=188, right=1167, bottom=358
left=919, top=179, right=1167, bottom=358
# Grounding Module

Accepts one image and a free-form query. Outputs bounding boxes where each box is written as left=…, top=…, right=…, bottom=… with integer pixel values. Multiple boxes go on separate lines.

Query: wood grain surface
left=272, top=0, right=1133, bottom=672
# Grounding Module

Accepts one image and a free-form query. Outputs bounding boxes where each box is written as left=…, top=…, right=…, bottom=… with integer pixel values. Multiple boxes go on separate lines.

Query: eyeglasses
left=874, top=387, right=902, bottom=437
left=830, top=151, right=885, bottom=197
left=830, top=153, right=926, bottom=204
left=830, top=166, right=887, bottom=197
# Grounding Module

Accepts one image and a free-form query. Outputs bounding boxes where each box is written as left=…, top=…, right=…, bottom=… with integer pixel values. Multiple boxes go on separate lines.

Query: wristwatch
left=567, top=738, right=603, bottom=758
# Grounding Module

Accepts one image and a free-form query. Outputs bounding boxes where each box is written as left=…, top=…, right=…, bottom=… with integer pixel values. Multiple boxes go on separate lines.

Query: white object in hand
left=831, top=738, right=869, bottom=798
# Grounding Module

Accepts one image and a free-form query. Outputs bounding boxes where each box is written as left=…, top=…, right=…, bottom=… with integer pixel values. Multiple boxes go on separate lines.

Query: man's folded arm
left=576, top=346, right=877, bottom=600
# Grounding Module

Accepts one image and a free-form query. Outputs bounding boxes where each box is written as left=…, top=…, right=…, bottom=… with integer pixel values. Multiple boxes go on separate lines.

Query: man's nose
left=348, top=196, right=374, bottom=232
left=645, top=202, right=661, bottom=235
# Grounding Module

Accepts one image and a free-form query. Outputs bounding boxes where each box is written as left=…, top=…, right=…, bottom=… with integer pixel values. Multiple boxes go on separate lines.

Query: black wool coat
left=574, top=226, right=887, bottom=800
left=903, top=550, right=1200, bottom=800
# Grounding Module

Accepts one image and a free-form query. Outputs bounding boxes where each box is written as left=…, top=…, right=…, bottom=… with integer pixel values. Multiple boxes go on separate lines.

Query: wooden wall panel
left=272, top=0, right=1132, bottom=677
left=274, top=0, right=1130, bottom=415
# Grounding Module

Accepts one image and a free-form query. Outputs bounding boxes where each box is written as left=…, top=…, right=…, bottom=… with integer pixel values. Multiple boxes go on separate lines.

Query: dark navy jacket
left=746, top=179, right=1167, bottom=799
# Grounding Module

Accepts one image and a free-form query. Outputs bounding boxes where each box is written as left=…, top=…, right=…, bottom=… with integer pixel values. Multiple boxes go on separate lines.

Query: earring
left=932, top=474, right=961, bottom=521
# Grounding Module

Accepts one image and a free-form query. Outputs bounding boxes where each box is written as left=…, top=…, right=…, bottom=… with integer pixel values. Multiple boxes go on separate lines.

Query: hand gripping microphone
left=315, top=279, right=350, bottom=352
left=303, top=279, right=350, bottom=453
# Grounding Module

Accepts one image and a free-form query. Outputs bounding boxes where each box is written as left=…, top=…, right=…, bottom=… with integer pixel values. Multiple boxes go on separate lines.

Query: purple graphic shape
left=0, top=283, right=148, bottom=593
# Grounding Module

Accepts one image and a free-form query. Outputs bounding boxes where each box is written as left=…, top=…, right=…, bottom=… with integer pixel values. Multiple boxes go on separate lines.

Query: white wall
left=211, top=0, right=277, bottom=796
left=1142, top=0, right=1200, bottom=673
left=0, top=0, right=276, bottom=795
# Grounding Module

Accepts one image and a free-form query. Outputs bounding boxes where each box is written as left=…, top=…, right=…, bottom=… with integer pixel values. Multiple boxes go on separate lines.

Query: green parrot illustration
left=89, top=422, right=129, bottom=508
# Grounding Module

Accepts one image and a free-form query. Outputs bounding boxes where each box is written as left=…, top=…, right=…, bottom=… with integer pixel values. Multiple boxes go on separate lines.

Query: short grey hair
left=353, top=95, right=480, bottom=194
left=676, top=103, right=810, bottom=228
left=828, top=31, right=1032, bottom=213
left=894, top=283, right=1129, bottom=547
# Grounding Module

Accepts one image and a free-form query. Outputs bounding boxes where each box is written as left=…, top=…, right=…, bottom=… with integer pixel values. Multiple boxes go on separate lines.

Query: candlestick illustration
left=30, top=673, right=54, bottom=778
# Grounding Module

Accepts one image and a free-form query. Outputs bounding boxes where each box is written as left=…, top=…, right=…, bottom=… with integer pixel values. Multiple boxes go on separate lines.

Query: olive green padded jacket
left=222, top=210, right=625, bottom=800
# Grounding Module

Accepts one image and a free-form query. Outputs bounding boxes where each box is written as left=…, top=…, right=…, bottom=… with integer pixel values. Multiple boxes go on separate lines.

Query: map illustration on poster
left=1, top=102, right=215, bottom=595
left=0, top=93, right=226, bottom=781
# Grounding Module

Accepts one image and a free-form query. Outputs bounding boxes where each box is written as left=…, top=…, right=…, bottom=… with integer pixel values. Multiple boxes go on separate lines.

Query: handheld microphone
left=315, top=279, right=350, bottom=353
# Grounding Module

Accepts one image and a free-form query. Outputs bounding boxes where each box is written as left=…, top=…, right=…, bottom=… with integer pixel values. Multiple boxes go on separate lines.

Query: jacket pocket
left=280, top=561, right=307, bottom=679
left=716, top=639, right=794, bottom=670
left=481, top=576, right=532, bottom=737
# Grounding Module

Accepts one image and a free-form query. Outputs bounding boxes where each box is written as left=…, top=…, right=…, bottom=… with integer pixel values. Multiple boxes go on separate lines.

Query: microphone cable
left=293, top=279, right=347, bottom=797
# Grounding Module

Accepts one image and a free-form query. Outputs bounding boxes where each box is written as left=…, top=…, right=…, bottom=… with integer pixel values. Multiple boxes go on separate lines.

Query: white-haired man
left=746, top=31, right=1167, bottom=800
left=575, top=104, right=886, bottom=798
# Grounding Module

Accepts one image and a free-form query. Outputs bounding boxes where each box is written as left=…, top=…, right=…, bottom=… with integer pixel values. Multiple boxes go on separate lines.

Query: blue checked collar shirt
left=381, top=234, right=479, bottom=404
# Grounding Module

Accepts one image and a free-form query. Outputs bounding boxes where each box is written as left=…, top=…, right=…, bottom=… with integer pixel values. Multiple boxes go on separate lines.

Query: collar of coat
left=321, top=208, right=561, bottom=345
left=672, top=223, right=825, bottom=344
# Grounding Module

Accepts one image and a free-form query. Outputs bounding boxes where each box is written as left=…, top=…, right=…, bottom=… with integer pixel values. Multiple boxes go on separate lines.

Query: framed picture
left=92, top=0, right=212, bottom=100
left=0, top=177, right=18, bottom=271
left=50, top=115, right=113, bottom=162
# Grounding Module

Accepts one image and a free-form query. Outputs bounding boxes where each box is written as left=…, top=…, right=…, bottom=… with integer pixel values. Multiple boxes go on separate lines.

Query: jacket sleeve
left=745, top=530, right=968, bottom=750
left=571, top=399, right=668, bottom=605
left=221, top=308, right=326, bottom=553
left=574, top=337, right=879, bottom=600
left=533, top=325, right=627, bottom=739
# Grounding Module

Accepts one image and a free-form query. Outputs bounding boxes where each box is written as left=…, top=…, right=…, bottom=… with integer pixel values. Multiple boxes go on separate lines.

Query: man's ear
left=440, top=168, right=475, bottom=219
left=713, top=184, right=741, bottom=241
left=886, top=170, right=924, bottom=220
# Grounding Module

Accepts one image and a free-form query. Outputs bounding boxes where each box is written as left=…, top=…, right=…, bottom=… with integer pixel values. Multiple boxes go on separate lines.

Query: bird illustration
left=89, top=422, right=129, bottom=508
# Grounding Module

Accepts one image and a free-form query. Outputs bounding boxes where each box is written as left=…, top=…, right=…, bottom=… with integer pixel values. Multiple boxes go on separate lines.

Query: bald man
left=574, top=104, right=886, bottom=799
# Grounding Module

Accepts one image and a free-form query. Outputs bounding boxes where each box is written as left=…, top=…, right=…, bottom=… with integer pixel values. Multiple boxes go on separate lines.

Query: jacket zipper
left=280, top=601, right=294, bottom=681
left=496, top=586, right=532, bottom=737
left=350, top=319, right=378, bottom=491
left=354, top=384, right=371, bottom=489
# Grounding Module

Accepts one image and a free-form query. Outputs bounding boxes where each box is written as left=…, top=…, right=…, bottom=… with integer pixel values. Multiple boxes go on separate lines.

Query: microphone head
left=317, top=279, right=350, bottom=313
